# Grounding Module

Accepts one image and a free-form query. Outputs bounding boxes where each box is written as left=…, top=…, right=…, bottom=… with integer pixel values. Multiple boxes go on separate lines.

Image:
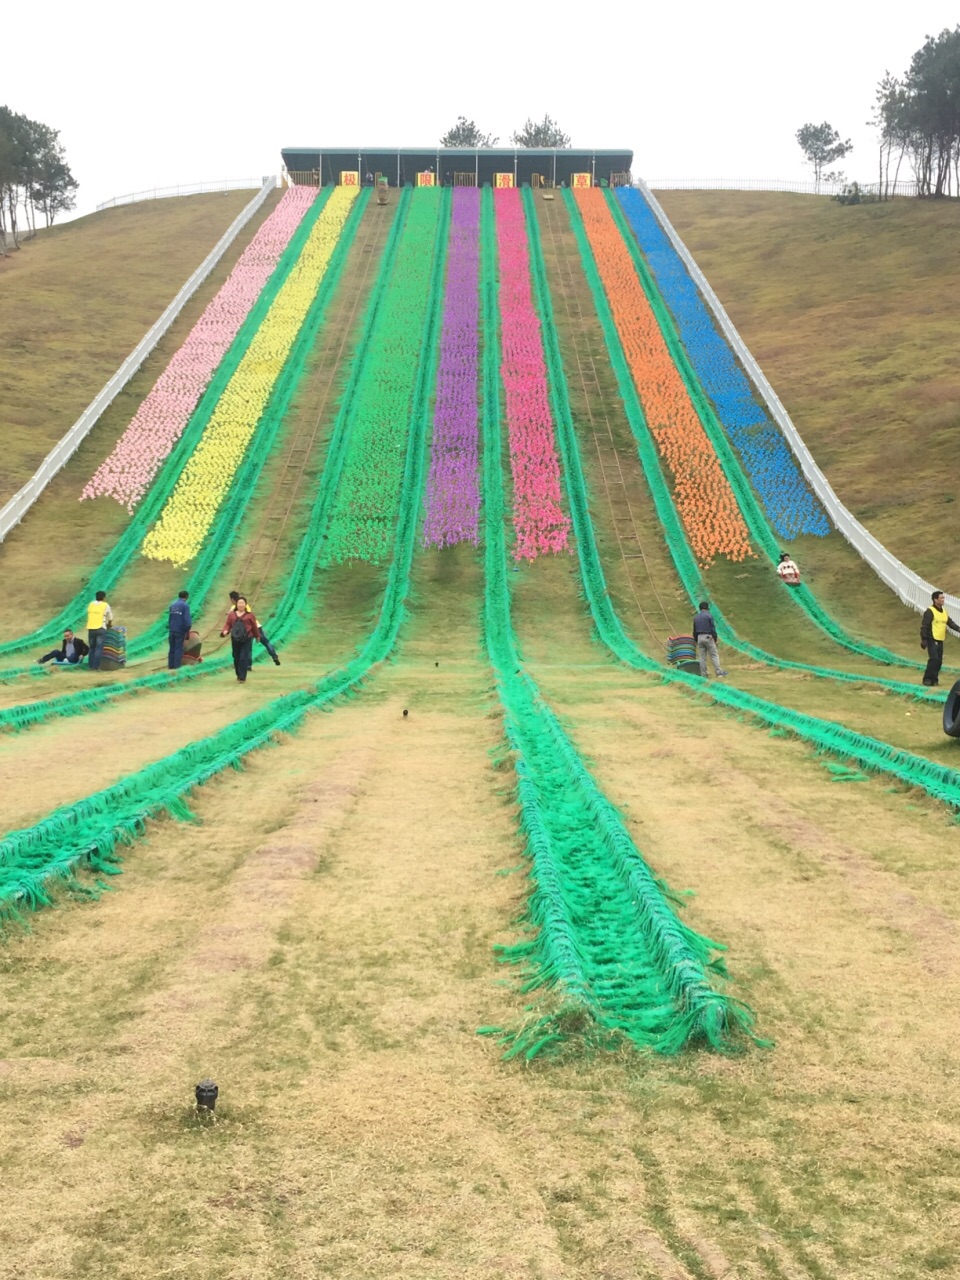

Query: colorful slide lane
left=82, top=187, right=319, bottom=511
left=423, top=187, right=481, bottom=548
left=324, top=188, right=446, bottom=564
left=479, top=188, right=759, bottom=1057
left=142, top=184, right=361, bottom=567
left=614, top=187, right=829, bottom=541
left=573, top=187, right=751, bottom=568
left=494, top=188, right=570, bottom=560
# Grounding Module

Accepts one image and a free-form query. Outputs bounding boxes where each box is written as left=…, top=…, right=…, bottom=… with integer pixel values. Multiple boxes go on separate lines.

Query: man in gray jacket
left=692, top=601, right=727, bottom=679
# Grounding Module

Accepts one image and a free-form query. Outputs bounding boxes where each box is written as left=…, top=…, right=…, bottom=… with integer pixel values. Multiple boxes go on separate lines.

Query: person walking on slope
left=86, top=591, right=113, bottom=671
left=693, top=600, right=727, bottom=679
left=167, top=590, right=192, bottom=670
left=920, top=589, right=960, bottom=687
left=228, top=590, right=280, bottom=666
left=221, top=595, right=260, bottom=683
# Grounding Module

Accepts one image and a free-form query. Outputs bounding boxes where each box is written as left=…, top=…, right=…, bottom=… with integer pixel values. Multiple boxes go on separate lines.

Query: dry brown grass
left=3, top=587, right=960, bottom=1277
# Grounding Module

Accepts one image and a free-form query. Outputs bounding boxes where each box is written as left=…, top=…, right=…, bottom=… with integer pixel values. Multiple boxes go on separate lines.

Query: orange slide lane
left=574, top=189, right=753, bottom=566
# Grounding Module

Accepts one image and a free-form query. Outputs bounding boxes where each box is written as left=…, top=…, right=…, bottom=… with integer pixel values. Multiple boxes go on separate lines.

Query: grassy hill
left=658, top=190, right=960, bottom=589
left=2, top=187, right=960, bottom=1279
left=0, top=189, right=278, bottom=506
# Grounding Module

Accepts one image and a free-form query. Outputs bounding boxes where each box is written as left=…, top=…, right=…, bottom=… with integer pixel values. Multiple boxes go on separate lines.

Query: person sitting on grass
left=37, top=629, right=88, bottom=666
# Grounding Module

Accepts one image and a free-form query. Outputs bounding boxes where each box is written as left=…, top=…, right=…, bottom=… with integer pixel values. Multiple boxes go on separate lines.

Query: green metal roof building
left=280, top=146, right=634, bottom=188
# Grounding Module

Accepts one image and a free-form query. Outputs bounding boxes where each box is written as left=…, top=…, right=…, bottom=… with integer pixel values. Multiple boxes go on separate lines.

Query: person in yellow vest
left=920, top=590, right=960, bottom=687
left=86, top=590, right=113, bottom=671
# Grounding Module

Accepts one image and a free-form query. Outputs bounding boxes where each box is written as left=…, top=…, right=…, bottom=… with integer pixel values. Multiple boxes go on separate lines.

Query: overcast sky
left=7, top=0, right=958, bottom=217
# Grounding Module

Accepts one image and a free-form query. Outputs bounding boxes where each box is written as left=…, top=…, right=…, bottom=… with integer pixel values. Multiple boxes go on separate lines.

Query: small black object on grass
left=195, top=1079, right=218, bottom=1111
left=403, top=709, right=408, bottom=718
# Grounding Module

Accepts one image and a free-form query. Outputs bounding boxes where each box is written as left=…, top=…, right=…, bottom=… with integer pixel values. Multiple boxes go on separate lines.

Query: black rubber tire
left=943, top=679, right=960, bottom=737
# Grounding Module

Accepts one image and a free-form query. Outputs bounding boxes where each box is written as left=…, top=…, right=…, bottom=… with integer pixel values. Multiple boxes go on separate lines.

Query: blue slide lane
left=616, top=187, right=830, bottom=541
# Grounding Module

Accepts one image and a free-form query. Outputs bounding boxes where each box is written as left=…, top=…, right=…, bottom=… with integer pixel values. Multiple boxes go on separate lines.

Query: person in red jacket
left=221, top=596, right=261, bottom=683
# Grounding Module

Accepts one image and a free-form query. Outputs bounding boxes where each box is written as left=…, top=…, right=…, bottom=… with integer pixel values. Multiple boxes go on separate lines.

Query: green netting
left=478, top=187, right=762, bottom=1059
left=522, top=190, right=960, bottom=815
left=597, top=189, right=925, bottom=672
left=554, top=190, right=939, bottom=702
left=0, top=189, right=451, bottom=917
left=0, top=189, right=407, bottom=736
left=324, top=188, right=443, bottom=564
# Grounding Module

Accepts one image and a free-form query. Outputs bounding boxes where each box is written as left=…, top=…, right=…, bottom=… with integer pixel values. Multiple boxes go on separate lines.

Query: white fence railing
left=96, top=177, right=275, bottom=211
left=0, top=177, right=277, bottom=544
left=636, top=178, right=956, bottom=616
left=646, top=177, right=920, bottom=198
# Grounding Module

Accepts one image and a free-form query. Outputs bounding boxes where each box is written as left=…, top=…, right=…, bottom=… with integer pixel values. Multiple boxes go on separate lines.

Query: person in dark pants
left=228, top=589, right=280, bottom=666
left=167, top=590, right=192, bottom=669
left=692, top=600, right=727, bottom=679
left=221, top=596, right=260, bottom=682
left=920, top=589, right=960, bottom=687
left=37, top=630, right=89, bottom=665
left=86, top=591, right=113, bottom=671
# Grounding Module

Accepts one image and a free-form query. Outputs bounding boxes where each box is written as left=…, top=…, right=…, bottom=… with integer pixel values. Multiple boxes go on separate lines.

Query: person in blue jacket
left=167, top=591, right=192, bottom=669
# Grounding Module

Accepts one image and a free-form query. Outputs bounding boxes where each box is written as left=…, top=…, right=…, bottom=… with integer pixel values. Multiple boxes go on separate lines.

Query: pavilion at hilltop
left=280, top=145, right=634, bottom=189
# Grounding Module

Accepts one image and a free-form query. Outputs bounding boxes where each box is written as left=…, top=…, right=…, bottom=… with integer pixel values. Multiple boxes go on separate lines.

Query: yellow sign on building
left=417, top=171, right=436, bottom=187
left=571, top=172, right=592, bottom=188
left=340, top=171, right=359, bottom=186
left=494, top=173, right=515, bottom=188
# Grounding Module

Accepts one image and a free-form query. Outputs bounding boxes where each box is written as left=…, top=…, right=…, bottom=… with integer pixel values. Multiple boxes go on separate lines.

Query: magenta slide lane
left=494, top=187, right=570, bottom=560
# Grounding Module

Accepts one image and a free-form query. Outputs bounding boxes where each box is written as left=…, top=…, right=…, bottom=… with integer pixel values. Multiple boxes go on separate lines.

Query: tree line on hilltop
left=0, top=106, right=78, bottom=254
left=797, top=26, right=960, bottom=200
left=439, top=114, right=571, bottom=148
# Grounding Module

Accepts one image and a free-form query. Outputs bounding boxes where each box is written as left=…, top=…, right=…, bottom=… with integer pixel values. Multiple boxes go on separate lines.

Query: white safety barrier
left=645, top=177, right=919, bottom=198
left=637, top=178, right=957, bottom=617
left=0, top=177, right=278, bottom=544
left=96, top=177, right=271, bottom=210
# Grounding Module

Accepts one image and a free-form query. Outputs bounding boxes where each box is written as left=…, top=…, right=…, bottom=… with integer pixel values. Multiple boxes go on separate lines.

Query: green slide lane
left=479, top=188, right=760, bottom=1059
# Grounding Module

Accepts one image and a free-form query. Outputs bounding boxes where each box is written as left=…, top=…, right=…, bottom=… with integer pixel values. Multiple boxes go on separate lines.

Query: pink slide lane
left=494, top=187, right=570, bottom=560
left=81, top=186, right=317, bottom=510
